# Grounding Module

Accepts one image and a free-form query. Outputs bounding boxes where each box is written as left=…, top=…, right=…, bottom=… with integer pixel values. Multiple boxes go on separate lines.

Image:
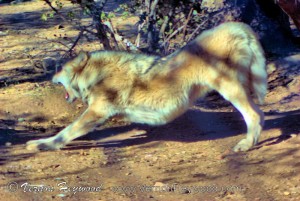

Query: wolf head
left=52, top=51, right=88, bottom=103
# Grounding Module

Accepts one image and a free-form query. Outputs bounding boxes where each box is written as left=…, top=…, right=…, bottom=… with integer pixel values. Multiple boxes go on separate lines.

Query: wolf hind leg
left=26, top=107, right=110, bottom=151
left=205, top=76, right=264, bottom=152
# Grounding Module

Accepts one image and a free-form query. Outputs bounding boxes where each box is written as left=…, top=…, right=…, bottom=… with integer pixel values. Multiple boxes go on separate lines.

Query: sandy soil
left=0, top=1, right=300, bottom=201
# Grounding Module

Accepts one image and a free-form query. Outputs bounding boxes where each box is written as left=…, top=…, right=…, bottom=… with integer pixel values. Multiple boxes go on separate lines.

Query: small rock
left=181, top=188, right=190, bottom=194
left=54, top=178, right=65, bottom=181
left=76, top=103, right=84, bottom=109
left=5, top=142, right=12, bottom=147
left=154, top=182, right=166, bottom=191
left=290, top=134, right=297, bottom=138
left=152, top=156, right=158, bottom=162
left=56, top=194, right=67, bottom=197
left=154, top=182, right=165, bottom=188
left=79, top=150, right=89, bottom=156
left=283, top=191, right=290, bottom=196
left=171, top=159, right=184, bottom=163
left=18, top=118, right=25, bottom=122
left=267, top=63, right=276, bottom=74
left=52, top=164, right=60, bottom=169
left=0, top=31, right=8, bottom=36
left=144, top=154, right=152, bottom=160
left=57, top=25, right=64, bottom=29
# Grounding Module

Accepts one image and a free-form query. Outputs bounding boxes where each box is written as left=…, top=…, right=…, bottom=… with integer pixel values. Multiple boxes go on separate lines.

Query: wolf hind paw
left=233, top=138, right=254, bottom=152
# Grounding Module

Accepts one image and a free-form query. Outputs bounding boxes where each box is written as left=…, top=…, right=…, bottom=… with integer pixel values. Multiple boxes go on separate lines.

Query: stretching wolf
left=27, top=22, right=267, bottom=152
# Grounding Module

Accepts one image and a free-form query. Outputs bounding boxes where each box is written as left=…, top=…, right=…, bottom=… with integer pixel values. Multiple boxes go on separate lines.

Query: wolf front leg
left=26, top=107, right=110, bottom=151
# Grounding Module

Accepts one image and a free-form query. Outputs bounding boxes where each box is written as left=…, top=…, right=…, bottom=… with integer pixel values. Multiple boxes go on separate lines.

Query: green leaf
left=107, top=12, right=115, bottom=19
left=157, top=19, right=164, bottom=26
left=83, top=7, right=90, bottom=15
left=101, top=12, right=107, bottom=20
left=114, top=7, right=121, bottom=12
left=55, top=0, right=63, bottom=9
left=41, top=13, right=48, bottom=21
left=121, top=11, right=130, bottom=19
left=49, top=12, right=55, bottom=18
left=67, top=11, right=75, bottom=19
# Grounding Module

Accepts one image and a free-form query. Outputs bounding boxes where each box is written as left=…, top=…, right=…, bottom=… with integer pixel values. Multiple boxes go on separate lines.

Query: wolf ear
left=72, top=51, right=88, bottom=72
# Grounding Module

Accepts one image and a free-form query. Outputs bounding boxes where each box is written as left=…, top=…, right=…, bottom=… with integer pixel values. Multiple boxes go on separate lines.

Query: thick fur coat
left=27, top=22, right=267, bottom=152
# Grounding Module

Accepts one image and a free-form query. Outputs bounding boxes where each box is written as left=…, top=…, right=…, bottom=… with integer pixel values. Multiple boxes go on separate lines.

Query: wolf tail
left=232, top=25, right=268, bottom=104
left=248, top=35, right=268, bottom=104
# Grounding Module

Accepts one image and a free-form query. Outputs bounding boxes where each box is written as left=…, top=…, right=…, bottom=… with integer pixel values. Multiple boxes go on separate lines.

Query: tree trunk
left=85, top=0, right=112, bottom=50
left=200, top=0, right=299, bottom=54
left=276, top=0, right=300, bottom=31
left=146, top=0, right=159, bottom=52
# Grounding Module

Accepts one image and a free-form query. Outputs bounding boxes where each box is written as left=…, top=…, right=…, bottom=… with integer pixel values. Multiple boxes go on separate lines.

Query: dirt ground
left=1, top=1, right=300, bottom=201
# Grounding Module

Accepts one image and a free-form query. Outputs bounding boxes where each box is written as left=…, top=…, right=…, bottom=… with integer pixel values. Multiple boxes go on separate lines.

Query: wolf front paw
left=233, top=139, right=254, bottom=152
left=26, top=139, right=63, bottom=151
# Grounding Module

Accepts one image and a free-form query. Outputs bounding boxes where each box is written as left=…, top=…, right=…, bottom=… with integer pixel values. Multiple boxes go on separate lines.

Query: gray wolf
left=26, top=22, right=267, bottom=152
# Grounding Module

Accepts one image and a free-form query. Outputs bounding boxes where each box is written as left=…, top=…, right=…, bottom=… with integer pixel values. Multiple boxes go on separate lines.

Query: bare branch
left=182, top=7, right=194, bottom=41
left=159, top=15, right=169, bottom=38
left=66, top=29, right=84, bottom=56
left=44, top=0, right=68, bottom=22
left=103, top=21, right=140, bottom=52
left=161, top=25, right=185, bottom=47
left=103, top=20, right=120, bottom=50
left=135, top=21, right=146, bottom=47
left=147, top=0, right=159, bottom=52
left=188, top=19, right=209, bottom=41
